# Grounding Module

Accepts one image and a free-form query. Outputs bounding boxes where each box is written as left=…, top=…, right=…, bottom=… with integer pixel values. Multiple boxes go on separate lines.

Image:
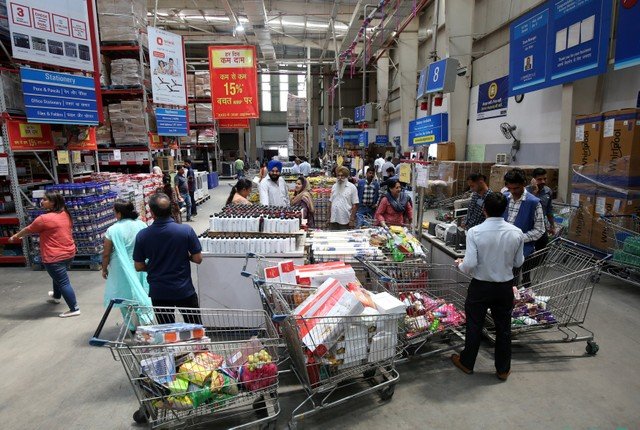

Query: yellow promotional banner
left=399, top=164, right=411, bottom=183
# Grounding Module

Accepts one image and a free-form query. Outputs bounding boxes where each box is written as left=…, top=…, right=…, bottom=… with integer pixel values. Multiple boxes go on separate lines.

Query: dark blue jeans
left=43, top=258, right=79, bottom=311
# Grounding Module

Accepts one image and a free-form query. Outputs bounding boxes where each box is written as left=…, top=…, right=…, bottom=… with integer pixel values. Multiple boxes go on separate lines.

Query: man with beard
left=259, top=160, right=290, bottom=206
left=329, top=166, right=359, bottom=230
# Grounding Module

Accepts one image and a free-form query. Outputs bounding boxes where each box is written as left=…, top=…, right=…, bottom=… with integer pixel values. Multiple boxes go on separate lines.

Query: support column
left=322, top=69, right=332, bottom=153
left=398, top=20, right=419, bottom=153
left=310, top=75, right=320, bottom=157
left=376, top=54, right=389, bottom=136
left=238, top=131, right=245, bottom=160
left=444, top=0, right=474, bottom=160
left=249, top=119, right=257, bottom=162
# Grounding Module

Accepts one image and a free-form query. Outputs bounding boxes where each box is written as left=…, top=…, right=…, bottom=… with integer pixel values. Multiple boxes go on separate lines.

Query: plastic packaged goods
left=109, top=58, right=143, bottom=86
left=97, top=0, right=148, bottom=45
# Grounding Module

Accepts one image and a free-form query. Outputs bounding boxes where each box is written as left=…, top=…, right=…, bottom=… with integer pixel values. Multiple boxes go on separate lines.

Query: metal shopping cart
left=91, top=299, right=281, bottom=430
left=551, top=202, right=580, bottom=240
left=599, top=214, right=640, bottom=287
left=357, top=258, right=470, bottom=359
left=488, top=238, right=605, bottom=355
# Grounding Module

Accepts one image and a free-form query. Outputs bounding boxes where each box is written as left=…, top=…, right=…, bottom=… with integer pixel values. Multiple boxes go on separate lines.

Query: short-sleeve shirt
left=330, top=181, right=359, bottom=225
left=27, top=211, right=76, bottom=263
left=133, top=217, right=202, bottom=300
left=176, top=174, right=189, bottom=194
left=235, top=159, right=244, bottom=171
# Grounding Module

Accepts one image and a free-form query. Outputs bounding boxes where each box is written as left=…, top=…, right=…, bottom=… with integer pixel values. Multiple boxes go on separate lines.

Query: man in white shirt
left=329, top=166, right=359, bottom=229
left=452, top=192, right=524, bottom=382
left=291, top=158, right=301, bottom=175
left=381, top=156, right=395, bottom=181
left=259, top=160, right=290, bottom=206
left=299, top=157, right=311, bottom=176
left=374, top=154, right=385, bottom=180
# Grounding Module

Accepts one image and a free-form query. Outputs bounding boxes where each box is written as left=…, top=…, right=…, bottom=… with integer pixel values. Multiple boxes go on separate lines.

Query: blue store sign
left=20, top=68, right=99, bottom=125
left=358, top=131, right=368, bottom=148
left=156, top=108, right=188, bottom=136
left=508, top=0, right=612, bottom=96
left=408, top=113, right=448, bottom=146
left=354, top=105, right=366, bottom=123
left=375, top=135, right=389, bottom=145
left=477, top=76, right=509, bottom=120
left=614, top=0, right=640, bottom=70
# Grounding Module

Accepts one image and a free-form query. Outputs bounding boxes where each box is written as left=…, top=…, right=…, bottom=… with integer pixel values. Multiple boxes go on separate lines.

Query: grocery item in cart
left=135, top=322, right=205, bottom=345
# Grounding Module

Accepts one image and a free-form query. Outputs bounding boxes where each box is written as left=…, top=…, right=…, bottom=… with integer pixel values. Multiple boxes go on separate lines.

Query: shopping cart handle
left=89, top=298, right=125, bottom=347
left=241, top=270, right=252, bottom=278
left=89, top=337, right=109, bottom=347
left=271, top=314, right=288, bottom=323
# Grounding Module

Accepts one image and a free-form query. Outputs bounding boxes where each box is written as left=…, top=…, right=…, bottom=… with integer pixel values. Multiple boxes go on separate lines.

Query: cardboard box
left=573, top=114, right=602, bottom=183
left=567, top=184, right=596, bottom=246
left=433, top=161, right=494, bottom=196
left=489, top=165, right=559, bottom=194
left=436, top=142, right=456, bottom=161
left=597, top=108, right=640, bottom=188
left=590, top=187, right=640, bottom=251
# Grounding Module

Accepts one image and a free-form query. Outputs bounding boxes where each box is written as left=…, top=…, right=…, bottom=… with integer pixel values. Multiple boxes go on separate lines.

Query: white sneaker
left=59, top=309, right=81, bottom=318
left=47, top=291, right=61, bottom=304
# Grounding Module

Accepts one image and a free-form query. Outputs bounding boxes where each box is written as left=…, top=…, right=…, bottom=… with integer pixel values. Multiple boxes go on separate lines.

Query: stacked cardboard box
left=489, top=165, right=559, bottom=194
left=434, top=161, right=494, bottom=196
left=597, top=108, right=640, bottom=189
left=108, top=101, right=147, bottom=145
left=437, top=142, right=456, bottom=161
left=193, top=72, right=211, bottom=98
left=195, top=103, right=213, bottom=124
left=96, top=108, right=112, bottom=146
left=97, top=0, right=148, bottom=45
left=110, top=59, right=144, bottom=86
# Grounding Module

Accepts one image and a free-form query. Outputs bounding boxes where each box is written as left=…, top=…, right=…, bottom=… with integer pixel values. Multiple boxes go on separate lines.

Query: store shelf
left=100, top=44, right=146, bottom=53
left=98, top=147, right=150, bottom=152
left=19, top=180, right=54, bottom=188
left=100, top=88, right=145, bottom=97
left=0, top=256, right=26, bottom=264
left=99, top=161, right=150, bottom=166
left=0, top=215, right=19, bottom=225
left=72, top=171, right=95, bottom=176
left=0, top=237, right=20, bottom=244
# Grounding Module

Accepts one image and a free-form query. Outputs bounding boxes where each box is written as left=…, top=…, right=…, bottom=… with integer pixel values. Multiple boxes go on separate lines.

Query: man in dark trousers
left=451, top=192, right=524, bottom=381
left=184, top=159, right=197, bottom=218
left=134, top=193, right=203, bottom=324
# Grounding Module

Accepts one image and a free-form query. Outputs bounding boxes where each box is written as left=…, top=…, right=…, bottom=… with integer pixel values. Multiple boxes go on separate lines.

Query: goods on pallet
left=0, top=70, right=25, bottom=114
left=195, top=104, right=213, bottom=124
left=97, top=0, right=148, bottom=45
left=287, top=94, right=307, bottom=126
left=194, top=72, right=211, bottom=98
left=197, top=128, right=217, bottom=144
left=208, top=205, right=302, bottom=233
left=597, top=108, right=640, bottom=189
left=92, top=173, right=163, bottom=224
left=110, top=58, right=145, bottom=87
left=96, top=108, right=112, bottom=146
left=108, top=102, right=148, bottom=145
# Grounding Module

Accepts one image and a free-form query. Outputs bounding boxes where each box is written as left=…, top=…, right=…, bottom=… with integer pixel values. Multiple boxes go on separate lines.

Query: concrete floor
left=1, top=180, right=639, bottom=429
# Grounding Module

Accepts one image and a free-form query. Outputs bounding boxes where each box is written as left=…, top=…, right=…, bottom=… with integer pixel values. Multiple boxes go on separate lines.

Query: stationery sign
left=476, top=76, right=509, bottom=120
left=208, top=45, right=259, bottom=119
left=148, top=27, right=187, bottom=106
left=7, top=0, right=94, bottom=71
left=614, top=0, right=640, bottom=70
left=155, top=108, right=189, bottom=136
left=6, top=119, right=54, bottom=150
left=508, top=0, right=612, bottom=96
left=20, top=67, right=99, bottom=125
left=408, top=113, right=448, bottom=146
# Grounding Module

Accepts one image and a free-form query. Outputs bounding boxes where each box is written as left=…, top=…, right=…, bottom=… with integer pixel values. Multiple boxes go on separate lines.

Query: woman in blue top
left=102, top=200, right=153, bottom=329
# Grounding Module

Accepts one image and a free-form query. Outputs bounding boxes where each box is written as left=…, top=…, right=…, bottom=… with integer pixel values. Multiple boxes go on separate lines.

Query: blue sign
left=358, top=131, right=368, bottom=148
left=408, top=113, right=448, bottom=146
left=20, top=68, right=99, bottom=125
left=509, top=0, right=612, bottom=96
left=426, top=59, right=448, bottom=93
left=156, top=108, right=188, bottom=136
left=354, top=105, right=366, bottom=123
left=375, top=135, right=389, bottom=145
left=477, top=76, right=509, bottom=120
left=614, top=1, right=640, bottom=70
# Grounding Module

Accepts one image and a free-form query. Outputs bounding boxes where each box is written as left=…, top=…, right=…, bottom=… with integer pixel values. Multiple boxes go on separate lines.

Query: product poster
left=6, top=119, right=54, bottom=150
left=57, top=150, right=69, bottom=164
left=67, top=128, right=97, bottom=151
left=7, top=0, right=94, bottom=71
left=477, top=76, right=509, bottom=120
left=614, top=0, right=640, bottom=70
left=148, top=27, right=187, bottom=106
left=208, top=45, right=259, bottom=119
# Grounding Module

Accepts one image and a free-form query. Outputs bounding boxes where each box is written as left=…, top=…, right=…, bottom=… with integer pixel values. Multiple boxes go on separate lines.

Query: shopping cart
left=91, top=299, right=281, bottom=430
left=488, top=238, right=604, bottom=355
left=551, top=202, right=580, bottom=240
left=599, top=214, right=640, bottom=287
left=357, top=258, right=469, bottom=359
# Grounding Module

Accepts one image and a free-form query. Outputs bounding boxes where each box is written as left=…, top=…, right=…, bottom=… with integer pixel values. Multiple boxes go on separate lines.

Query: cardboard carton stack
left=110, top=59, right=144, bottom=86
left=437, top=142, right=456, bottom=161
left=193, top=72, right=211, bottom=98
left=195, top=104, right=214, bottom=124
left=97, top=0, right=148, bottom=46
left=96, top=108, right=112, bottom=146
left=569, top=108, right=640, bottom=251
left=108, top=101, right=147, bottom=145
left=489, top=165, right=559, bottom=194
left=433, top=161, right=494, bottom=196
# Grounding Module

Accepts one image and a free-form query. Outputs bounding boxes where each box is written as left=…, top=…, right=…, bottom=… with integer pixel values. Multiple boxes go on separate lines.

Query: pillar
left=398, top=20, right=419, bottom=153
left=376, top=54, right=389, bottom=136
left=249, top=118, right=257, bottom=162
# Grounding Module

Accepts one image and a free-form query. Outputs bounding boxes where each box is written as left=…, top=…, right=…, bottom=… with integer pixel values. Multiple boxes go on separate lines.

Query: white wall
left=388, top=118, right=402, bottom=140
left=602, top=67, right=640, bottom=112
left=256, top=125, right=289, bottom=148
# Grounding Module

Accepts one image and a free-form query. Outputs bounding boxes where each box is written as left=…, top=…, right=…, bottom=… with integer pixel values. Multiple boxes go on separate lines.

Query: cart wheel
left=585, top=340, right=599, bottom=355
left=379, top=384, right=395, bottom=401
left=363, top=369, right=377, bottom=379
left=132, top=407, right=148, bottom=424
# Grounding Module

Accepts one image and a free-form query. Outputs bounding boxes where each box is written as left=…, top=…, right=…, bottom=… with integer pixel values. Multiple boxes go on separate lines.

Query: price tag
left=113, top=149, right=121, bottom=161
left=72, top=151, right=82, bottom=164
left=57, top=150, right=69, bottom=165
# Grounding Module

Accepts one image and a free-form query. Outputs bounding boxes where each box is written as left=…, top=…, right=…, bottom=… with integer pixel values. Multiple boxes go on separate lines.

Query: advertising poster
left=614, top=0, right=640, bottom=70
left=208, top=45, right=259, bottom=119
left=477, top=76, right=509, bottom=120
left=67, top=128, right=97, bottom=150
left=6, top=119, right=54, bottom=150
left=148, top=27, right=187, bottom=106
left=7, top=0, right=94, bottom=71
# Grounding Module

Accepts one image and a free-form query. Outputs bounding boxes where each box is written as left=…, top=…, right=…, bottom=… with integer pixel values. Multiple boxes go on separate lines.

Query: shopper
left=152, top=165, right=162, bottom=175
left=299, top=157, right=312, bottom=176
left=329, top=166, right=359, bottom=230
left=101, top=200, right=152, bottom=328
left=183, top=159, right=197, bottom=218
left=527, top=167, right=555, bottom=250
left=175, top=165, right=192, bottom=222
left=374, top=154, right=385, bottom=180
left=9, top=191, right=80, bottom=318
left=259, top=160, right=290, bottom=206
left=258, top=160, right=268, bottom=181
left=226, top=178, right=253, bottom=205
left=234, top=156, right=245, bottom=179
left=133, top=193, right=203, bottom=325
left=452, top=192, right=524, bottom=381
left=356, top=168, right=380, bottom=228
left=291, top=158, right=301, bottom=175
left=381, top=156, right=395, bottom=181
left=291, top=176, right=315, bottom=228
left=159, top=173, right=182, bottom=223
left=375, top=179, right=413, bottom=228
left=464, top=173, right=493, bottom=230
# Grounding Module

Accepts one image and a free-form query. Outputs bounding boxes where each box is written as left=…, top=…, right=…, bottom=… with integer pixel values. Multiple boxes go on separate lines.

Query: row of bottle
left=46, top=182, right=111, bottom=196
left=200, top=235, right=297, bottom=255
left=222, top=204, right=303, bottom=218
left=209, top=215, right=300, bottom=233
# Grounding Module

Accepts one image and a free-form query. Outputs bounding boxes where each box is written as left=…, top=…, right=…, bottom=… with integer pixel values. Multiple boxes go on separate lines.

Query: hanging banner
left=148, top=26, right=187, bottom=106
left=208, top=45, right=259, bottom=119
left=218, top=119, right=250, bottom=128
left=67, top=128, right=97, bottom=150
left=149, top=133, right=163, bottom=150
left=7, top=0, right=95, bottom=71
left=508, top=0, right=612, bottom=96
left=614, top=0, right=640, bottom=70
left=477, top=76, right=509, bottom=120
left=6, top=119, right=54, bottom=150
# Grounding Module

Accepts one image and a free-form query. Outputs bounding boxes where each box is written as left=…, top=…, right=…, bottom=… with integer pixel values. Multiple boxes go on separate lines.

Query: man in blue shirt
left=526, top=167, right=555, bottom=250
left=463, top=173, right=493, bottom=230
left=184, top=159, right=197, bottom=218
left=356, top=167, right=380, bottom=228
left=134, top=193, right=203, bottom=324
left=452, top=192, right=524, bottom=381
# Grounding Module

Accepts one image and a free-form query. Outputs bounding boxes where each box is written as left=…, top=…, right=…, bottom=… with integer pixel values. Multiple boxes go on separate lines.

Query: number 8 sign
left=425, top=57, right=459, bottom=94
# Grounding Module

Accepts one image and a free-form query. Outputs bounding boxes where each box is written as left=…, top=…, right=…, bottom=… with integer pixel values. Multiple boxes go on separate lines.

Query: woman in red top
left=10, top=191, right=79, bottom=317
left=375, top=179, right=413, bottom=228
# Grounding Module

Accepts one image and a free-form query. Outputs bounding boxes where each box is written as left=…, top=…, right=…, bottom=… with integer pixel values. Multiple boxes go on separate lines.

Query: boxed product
left=97, top=0, right=147, bottom=44
left=590, top=187, right=640, bottom=251
left=567, top=184, right=596, bottom=246
left=110, top=59, right=143, bottom=86
left=437, top=142, right=456, bottom=161
left=331, top=324, right=369, bottom=368
left=195, top=103, right=214, bottom=124
left=434, top=161, right=494, bottom=196
left=367, top=331, right=396, bottom=363
left=573, top=114, right=603, bottom=182
left=295, top=261, right=357, bottom=287
left=489, top=165, right=559, bottom=194
left=136, top=322, right=205, bottom=345
left=597, top=108, right=640, bottom=188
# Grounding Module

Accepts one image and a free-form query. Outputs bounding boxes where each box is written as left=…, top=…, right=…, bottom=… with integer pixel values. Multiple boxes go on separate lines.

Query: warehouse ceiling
left=145, top=0, right=421, bottom=72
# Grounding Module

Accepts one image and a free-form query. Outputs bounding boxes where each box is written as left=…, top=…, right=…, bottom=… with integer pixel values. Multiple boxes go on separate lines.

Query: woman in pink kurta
left=375, top=179, right=413, bottom=228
